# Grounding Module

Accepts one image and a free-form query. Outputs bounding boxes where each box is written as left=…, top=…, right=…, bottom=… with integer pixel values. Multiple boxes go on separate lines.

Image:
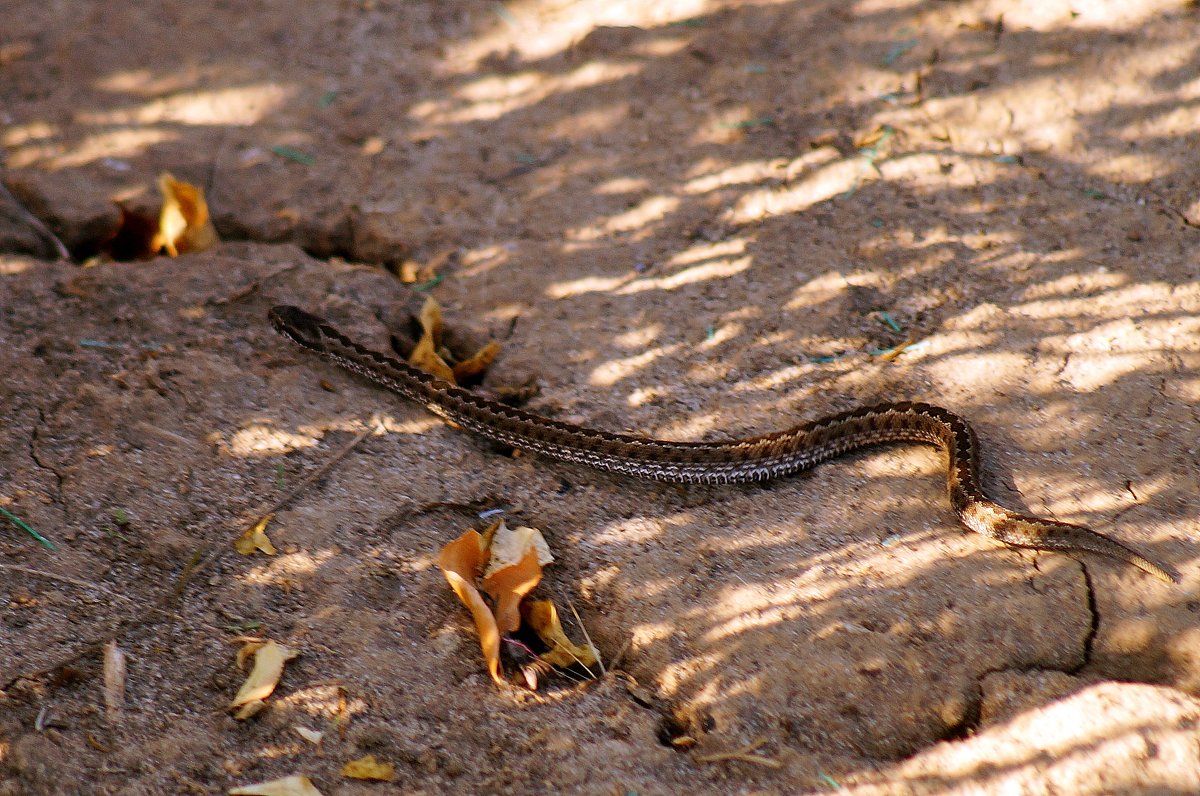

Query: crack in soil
left=29, top=407, right=66, bottom=514
left=1073, top=563, right=1100, bottom=674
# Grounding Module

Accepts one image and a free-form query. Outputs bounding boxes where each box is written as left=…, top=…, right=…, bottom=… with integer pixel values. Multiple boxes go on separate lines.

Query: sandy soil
left=3, top=1, right=1200, bottom=793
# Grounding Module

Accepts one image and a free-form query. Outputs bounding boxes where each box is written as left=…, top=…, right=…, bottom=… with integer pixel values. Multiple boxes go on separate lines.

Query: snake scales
left=269, top=305, right=1173, bottom=583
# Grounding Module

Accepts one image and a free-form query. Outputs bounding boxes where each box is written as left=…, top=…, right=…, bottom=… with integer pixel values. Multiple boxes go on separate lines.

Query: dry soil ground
left=3, top=1, right=1200, bottom=794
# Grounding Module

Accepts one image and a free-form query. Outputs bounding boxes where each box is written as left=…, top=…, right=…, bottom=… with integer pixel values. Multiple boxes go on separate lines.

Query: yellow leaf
left=408, top=296, right=457, bottom=382
left=155, top=172, right=219, bottom=257
left=437, top=530, right=502, bottom=684
left=524, top=599, right=599, bottom=670
left=341, top=754, right=396, bottom=781
left=234, top=514, right=277, bottom=556
left=228, top=774, right=323, bottom=796
left=229, top=640, right=297, bottom=716
left=451, top=340, right=502, bottom=383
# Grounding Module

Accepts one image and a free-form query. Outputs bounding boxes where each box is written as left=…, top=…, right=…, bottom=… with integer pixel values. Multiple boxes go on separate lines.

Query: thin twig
left=179, top=415, right=381, bottom=591
left=694, top=737, right=782, bottom=769
left=566, top=597, right=604, bottom=676
left=254, top=417, right=379, bottom=520
left=0, top=564, right=120, bottom=597
left=0, top=181, right=70, bottom=260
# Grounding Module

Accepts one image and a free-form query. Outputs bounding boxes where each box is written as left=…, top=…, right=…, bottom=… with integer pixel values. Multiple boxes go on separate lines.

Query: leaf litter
left=228, top=639, right=298, bottom=720
left=436, top=519, right=599, bottom=688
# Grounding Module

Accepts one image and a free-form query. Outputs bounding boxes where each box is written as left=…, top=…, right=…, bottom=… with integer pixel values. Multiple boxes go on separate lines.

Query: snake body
left=269, top=305, right=1173, bottom=582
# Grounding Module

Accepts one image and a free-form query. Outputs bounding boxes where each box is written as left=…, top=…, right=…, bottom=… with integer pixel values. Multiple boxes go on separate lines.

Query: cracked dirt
left=4, top=1, right=1200, bottom=794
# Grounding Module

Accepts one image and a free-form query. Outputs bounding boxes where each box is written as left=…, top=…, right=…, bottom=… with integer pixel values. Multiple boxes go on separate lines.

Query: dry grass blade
left=103, top=641, right=126, bottom=721
left=566, top=597, right=604, bottom=676
left=694, top=737, right=782, bottom=769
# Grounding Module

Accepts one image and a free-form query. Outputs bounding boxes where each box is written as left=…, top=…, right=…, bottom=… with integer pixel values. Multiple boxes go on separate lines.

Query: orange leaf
left=408, top=296, right=457, bottom=382
left=481, top=547, right=542, bottom=634
left=451, top=340, right=502, bottom=383
left=155, top=172, right=218, bottom=256
left=437, top=530, right=502, bottom=684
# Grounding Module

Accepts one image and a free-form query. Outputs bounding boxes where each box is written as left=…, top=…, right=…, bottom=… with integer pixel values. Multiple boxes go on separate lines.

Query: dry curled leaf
left=155, top=172, right=218, bottom=256
left=103, top=641, right=126, bottom=721
left=523, top=599, right=599, bottom=670
left=229, top=639, right=297, bottom=719
left=437, top=529, right=502, bottom=684
left=451, top=340, right=502, bottom=383
left=438, top=521, right=580, bottom=686
left=228, top=775, right=323, bottom=796
left=341, top=754, right=396, bottom=782
left=481, top=547, right=542, bottom=635
left=234, top=514, right=277, bottom=556
left=407, top=296, right=502, bottom=385
left=409, top=296, right=457, bottom=382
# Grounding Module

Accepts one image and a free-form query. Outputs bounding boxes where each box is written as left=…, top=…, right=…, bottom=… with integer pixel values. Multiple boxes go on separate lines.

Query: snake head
left=269, top=305, right=329, bottom=352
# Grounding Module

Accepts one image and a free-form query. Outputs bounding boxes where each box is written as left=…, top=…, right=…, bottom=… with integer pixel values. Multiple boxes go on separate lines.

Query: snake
left=269, top=304, right=1174, bottom=583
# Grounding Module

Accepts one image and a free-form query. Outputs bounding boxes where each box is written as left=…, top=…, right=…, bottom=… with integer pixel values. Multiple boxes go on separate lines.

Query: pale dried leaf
left=482, top=522, right=552, bottom=578
left=229, top=640, right=297, bottom=715
left=228, top=774, right=323, bottom=796
left=294, top=726, right=324, bottom=744
left=103, top=641, right=126, bottom=720
left=341, top=754, right=396, bottom=781
left=234, top=514, right=277, bottom=556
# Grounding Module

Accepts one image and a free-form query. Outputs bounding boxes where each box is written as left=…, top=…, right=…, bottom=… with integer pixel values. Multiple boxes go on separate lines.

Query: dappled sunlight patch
left=785, top=270, right=846, bottom=310
left=75, top=83, right=292, bottom=127
left=546, top=104, right=629, bottom=139
left=273, top=683, right=367, bottom=720
left=595, top=175, right=651, bottom=195
left=996, top=0, right=1190, bottom=31
left=698, top=321, right=741, bottom=349
left=1057, top=353, right=1148, bottom=392
left=1019, top=269, right=1128, bottom=301
left=228, top=424, right=320, bottom=457
left=458, top=242, right=515, bottom=278
left=682, top=156, right=803, bottom=195
left=568, top=195, right=680, bottom=242
left=10, top=127, right=176, bottom=170
left=659, top=651, right=724, bottom=699
left=241, top=549, right=337, bottom=585
left=545, top=273, right=630, bottom=299
left=378, top=415, right=442, bottom=436
left=589, top=343, right=682, bottom=386
left=1088, top=151, right=1174, bottom=182
left=0, top=257, right=33, bottom=275
left=2, top=121, right=56, bottom=147
left=651, top=412, right=723, bottom=443
left=928, top=351, right=1027, bottom=390
left=590, top=516, right=671, bottom=546
left=619, top=256, right=751, bottom=294
left=726, top=157, right=865, bottom=223
left=665, top=237, right=747, bottom=267
left=614, top=323, right=663, bottom=350
left=413, top=61, right=641, bottom=126
left=1169, top=377, right=1200, bottom=403
left=856, top=682, right=1200, bottom=794
left=442, top=0, right=710, bottom=66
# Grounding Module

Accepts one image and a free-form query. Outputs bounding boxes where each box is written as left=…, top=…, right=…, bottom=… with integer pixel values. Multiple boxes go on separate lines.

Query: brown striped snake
left=269, top=305, right=1174, bottom=583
